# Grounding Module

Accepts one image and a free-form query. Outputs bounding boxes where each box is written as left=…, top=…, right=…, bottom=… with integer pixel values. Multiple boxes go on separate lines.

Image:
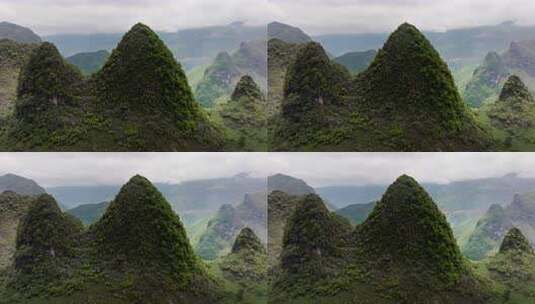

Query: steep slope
left=267, top=22, right=312, bottom=44
left=94, top=23, right=223, bottom=151
left=0, top=173, right=46, bottom=195
left=195, top=40, right=267, bottom=108
left=333, top=49, right=377, bottom=74
left=483, top=228, right=535, bottom=302
left=267, top=38, right=304, bottom=116
left=267, top=174, right=315, bottom=196
left=211, top=75, right=267, bottom=151
left=464, top=193, right=535, bottom=260
left=482, top=75, right=535, bottom=150
left=219, top=228, right=268, bottom=303
left=6, top=194, right=82, bottom=296
left=66, top=201, right=109, bottom=225
left=0, top=192, right=36, bottom=269
left=272, top=194, right=353, bottom=299
left=0, top=39, right=38, bottom=117
left=352, top=23, right=493, bottom=151
left=196, top=192, right=267, bottom=260
left=335, top=201, right=376, bottom=225
left=464, top=52, right=509, bottom=107
left=267, top=191, right=300, bottom=268
left=66, top=50, right=109, bottom=75
left=271, top=23, right=493, bottom=151
left=0, top=22, right=41, bottom=44
left=464, top=40, right=535, bottom=108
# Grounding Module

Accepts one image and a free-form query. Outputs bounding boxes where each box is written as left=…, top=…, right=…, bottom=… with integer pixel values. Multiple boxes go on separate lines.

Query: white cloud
left=0, top=153, right=534, bottom=188
left=270, top=0, right=535, bottom=35
left=1, top=0, right=272, bottom=35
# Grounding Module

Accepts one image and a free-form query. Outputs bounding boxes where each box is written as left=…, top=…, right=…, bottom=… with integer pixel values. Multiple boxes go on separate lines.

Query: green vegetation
left=464, top=52, right=509, bottom=107
left=0, top=175, right=267, bottom=303
left=218, top=228, right=268, bottom=303
left=66, top=50, right=109, bottom=75
left=0, top=23, right=225, bottom=151
left=270, top=23, right=495, bottom=151
left=333, top=50, right=377, bottom=74
left=196, top=192, right=267, bottom=261
left=479, top=75, right=535, bottom=150
left=66, top=201, right=109, bottom=225
left=335, top=201, right=376, bottom=225
left=210, top=75, right=267, bottom=151
left=0, top=39, right=37, bottom=118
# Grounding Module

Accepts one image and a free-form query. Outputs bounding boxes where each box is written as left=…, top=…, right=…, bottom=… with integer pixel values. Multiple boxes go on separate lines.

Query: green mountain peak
left=499, top=75, right=535, bottom=103
left=16, top=42, right=82, bottom=121
left=499, top=227, right=533, bottom=254
left=92, top=175, right=199, bottom=274
left=232, top=227, right=265, bottom=254
left=356, top=174, right=466, bottom=283
left=14, top=194, right=81, bottom=273
left=231, top=75, right=263, bottom=102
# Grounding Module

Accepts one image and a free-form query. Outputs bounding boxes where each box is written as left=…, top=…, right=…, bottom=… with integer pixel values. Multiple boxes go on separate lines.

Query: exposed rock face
left=503, top=41, right=535, bottom=77
left=464, top=51, right=510, bottom=107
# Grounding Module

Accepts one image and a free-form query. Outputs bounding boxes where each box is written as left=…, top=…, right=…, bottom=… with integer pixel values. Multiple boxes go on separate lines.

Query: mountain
left=46, top=22, right=265, bottom=69
left=267, top=22, right=311, bottom=44
left=316, top=184, right=386, bottom=209
left=314, top=21, right=535, bottom=64
left=195, top=40, right=267, bottom=108
left=0, top=39, right=38, bottom=117
left=93, top=23, right=223, bottom=151
left=463, top=193, right=535, bottom=260
left=464, top=40, right=535, bottom=108
left=350, top=23, right=493, bottom=151
left=335, top=201, right=376, bottom=225
left=267, top=38, right=305, bottom=117
left=65, top=49, right=109, bottom=75
left=210, top=75, right=268, bottom=151
left=273, top=175, right=492, bottom=303
left=481, top=75, right=535, bottom=150
left=267, top=191, right=300, bottom=268
left=0, top=22, right=41, bottom=44
left=195, top=192, right=267, bottom=260
left=483, top=228, right=535, bottom=302
left=219, top=228, right=268, bottom=303
left=272, top=194, right=353, bottom=297
left=0, top=192, right=36, bottom=269
left=66, top=201, right=109, bottom=225
left=464, top=52, right=510, bottom=107
left=333, top=49, right=377, bottom=74
left=1, top=23, right=224, bottom=151
left=270, top=23, right=493, bottom=151
left=1, top=175, right=226, bottom=303
left=0, top=173, right=45, bottom=195
left=267, top=174, right=315, bottom=196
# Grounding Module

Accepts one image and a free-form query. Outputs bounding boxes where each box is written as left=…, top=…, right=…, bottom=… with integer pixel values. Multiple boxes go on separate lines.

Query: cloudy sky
left=271, top=0, right=534, bottom=35
left=2, top=0, right=533, bottom=35
left=1, top=153, right=535, bottom=188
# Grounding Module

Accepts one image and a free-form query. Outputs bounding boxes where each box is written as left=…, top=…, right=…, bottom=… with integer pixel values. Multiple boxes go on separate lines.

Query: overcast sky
left=2, top=0, right=534, bottom=35
left=271, top=0, right=535, bottom=35
left=1, top=153, right=535, bottom=188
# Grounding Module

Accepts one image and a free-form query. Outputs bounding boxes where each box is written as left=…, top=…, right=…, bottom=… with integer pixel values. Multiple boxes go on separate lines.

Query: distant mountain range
left=44, top=22, right=265, bottom=69
left=0, top=22, right=41, bottom=44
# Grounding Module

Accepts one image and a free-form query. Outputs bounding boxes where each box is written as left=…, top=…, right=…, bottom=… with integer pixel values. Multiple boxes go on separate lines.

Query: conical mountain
left=232, top=227, right=265, bottom=254
left=93, top=175, right=198, bottom=273
left=231, top=75, right=263, bottom=102
left=464, top=51, right=509, bottom=107
left=14, top=194, right=81, bottom=274
left=498, top=75, right=535, bottom=104
left=356, top=23, right=492, bottom=150
left=282, top=42, right=350, bottom=121
left=15, top=42, right=82, bottom=123
left=499, top=227, right=533, bottom=254
left=278, top=194, right=352, bottom=282
left=95, top=23, right=221, bottom=151
left=356, top=175, right=467, bottom=283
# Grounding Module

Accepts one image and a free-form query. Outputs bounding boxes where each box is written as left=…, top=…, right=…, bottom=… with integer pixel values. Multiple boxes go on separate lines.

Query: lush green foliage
left=464, top=52, right=509, bottom=107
